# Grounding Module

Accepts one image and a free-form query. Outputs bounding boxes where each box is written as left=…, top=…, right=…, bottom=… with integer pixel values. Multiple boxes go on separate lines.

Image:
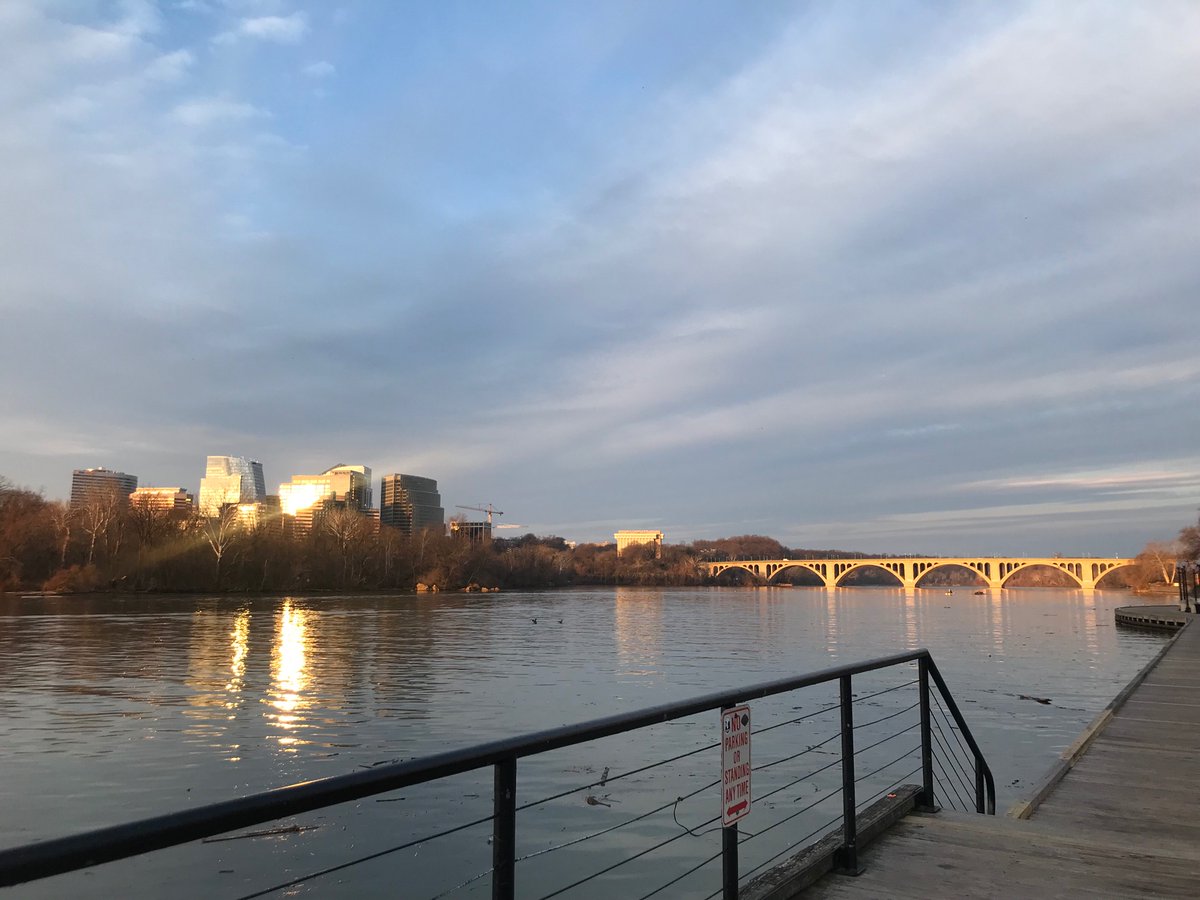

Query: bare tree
left=1136, top=541, right=1181, bottom=587
left=77, top=487, right=124, bottom=568
left=46, top=501, right=74, bottom=569
left=323, top=507, right=371, bottom=587
left=203, top=505, right=242, bottom=590
left=1180, top=518, right=1200, bottom=562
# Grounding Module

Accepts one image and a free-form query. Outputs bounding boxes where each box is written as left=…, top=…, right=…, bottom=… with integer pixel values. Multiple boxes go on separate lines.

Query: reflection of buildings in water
left=184, top=607, right=258, bottom=760
left=186, top=610, right=240, bottom=709
left=267, top=599, right=310, bottom=751
left=226, top=609, right=250, bottom=699
left=614, top=588, right=663, bottom=675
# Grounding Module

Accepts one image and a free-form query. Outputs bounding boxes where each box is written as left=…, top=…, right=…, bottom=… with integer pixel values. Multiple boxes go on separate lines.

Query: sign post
left=722, top=705, right=752, bottom=825
left=721, top=704, right=751, bottom=900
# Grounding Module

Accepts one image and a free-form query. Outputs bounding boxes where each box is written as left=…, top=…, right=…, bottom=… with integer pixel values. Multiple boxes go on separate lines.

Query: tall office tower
left=380, top=474, right=444, bottom=534
left=70, top=468, right=138, bottom=510
left=279, top=464, right=372, bottom=531
left=198, top=456, right=266, bottom=516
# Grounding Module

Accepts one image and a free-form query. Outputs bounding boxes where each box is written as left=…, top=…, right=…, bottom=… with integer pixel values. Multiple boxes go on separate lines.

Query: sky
left=1, top=1, right=1198, bottom=555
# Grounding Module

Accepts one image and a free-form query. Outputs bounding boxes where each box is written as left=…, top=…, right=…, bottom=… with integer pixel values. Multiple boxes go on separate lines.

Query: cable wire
left=233, top=811, right=494, bottom=900
left=854, top=699, right=920, bottom=731
left=634, top=847, right=725, bottom=900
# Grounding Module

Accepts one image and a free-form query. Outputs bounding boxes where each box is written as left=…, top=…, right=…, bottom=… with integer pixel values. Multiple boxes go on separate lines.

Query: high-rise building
left=129, top=487, right=194, bottom=512
left=70, top=468, right=138, bottom=510
left=279, top=464, right=372, bottom=531
left=380, top=474, right=444, bottom=534
left=198, top=456, right=266, bottom=516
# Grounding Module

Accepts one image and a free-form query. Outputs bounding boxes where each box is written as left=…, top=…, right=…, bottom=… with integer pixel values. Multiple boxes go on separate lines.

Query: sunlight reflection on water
left=0, top=587, right=1170, bottom=898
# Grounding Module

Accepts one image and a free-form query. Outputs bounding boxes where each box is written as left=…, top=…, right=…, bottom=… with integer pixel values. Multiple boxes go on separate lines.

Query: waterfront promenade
left=802, top=609, right=1200, bottom=898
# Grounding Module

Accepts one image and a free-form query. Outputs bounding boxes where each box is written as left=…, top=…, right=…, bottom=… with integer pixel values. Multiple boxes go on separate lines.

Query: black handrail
left=0, top=648, right=995, bottom=895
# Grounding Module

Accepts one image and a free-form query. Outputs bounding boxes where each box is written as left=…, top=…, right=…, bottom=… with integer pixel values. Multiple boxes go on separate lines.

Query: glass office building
left=279, top=464, right=372, bottom=531
left=198, top=456, right=266, bottom=516
left=70, top=468, right=138, bottom=510
left=380, top=474, right=444, bottom=534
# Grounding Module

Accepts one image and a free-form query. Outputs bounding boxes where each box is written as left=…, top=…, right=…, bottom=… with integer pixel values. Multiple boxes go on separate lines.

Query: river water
left=0, top=587, right=1168, bottom=898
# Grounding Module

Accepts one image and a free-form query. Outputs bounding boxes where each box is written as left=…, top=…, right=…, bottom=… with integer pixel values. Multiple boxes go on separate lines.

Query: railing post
left=721, top=703, right=738, bottom=900
left=917, top=657, right=937, bottom=811
left=834, top=674, right=862, bottom=875
left=722, top=821, right=738, bottom=900
left=976, top=763, right=986, bottom=814
left=493, top=759, right=516, bottom=900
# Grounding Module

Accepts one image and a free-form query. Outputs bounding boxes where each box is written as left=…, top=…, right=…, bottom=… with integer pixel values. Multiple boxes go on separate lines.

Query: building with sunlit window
left=279, top=464, right=372, bottom=531
left=70, top=468, right=138, bottom=510
left=198, top=456, right=265, bottom=516
left=449, top=518, right=491, bottom=544
left=615, top=529, right=664, bottom=558
left=129, top=487, right=194, bottom=512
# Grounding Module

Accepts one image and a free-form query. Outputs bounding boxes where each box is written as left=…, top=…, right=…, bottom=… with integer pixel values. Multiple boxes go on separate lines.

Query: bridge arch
left=707, top=562, right=766, bottom=584
left=764, top=562, right=830, bottom=586
left=910, top=562, right=989, bottom=589
left=829, top=562, right=906, bottom=588
left=1092, top=561, right=1137, bottom=588
left=996, top=561, right=1085, bottom=589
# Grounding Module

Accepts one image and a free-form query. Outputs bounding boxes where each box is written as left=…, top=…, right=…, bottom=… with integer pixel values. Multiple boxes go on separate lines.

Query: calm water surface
left=0, top=587, right=1168, bottom=898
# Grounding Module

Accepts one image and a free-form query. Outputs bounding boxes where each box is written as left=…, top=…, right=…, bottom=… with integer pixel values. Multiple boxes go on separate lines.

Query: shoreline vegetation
left=1, top=477, right=1195, bottom=595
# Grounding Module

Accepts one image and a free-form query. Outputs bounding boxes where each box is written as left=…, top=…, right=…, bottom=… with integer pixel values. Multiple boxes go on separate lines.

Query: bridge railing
left=0, top=651, right=995, bottom=899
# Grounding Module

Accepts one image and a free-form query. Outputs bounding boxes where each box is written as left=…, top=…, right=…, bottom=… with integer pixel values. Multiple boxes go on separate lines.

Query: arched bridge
left=702, top=557, right=1136, bottom=591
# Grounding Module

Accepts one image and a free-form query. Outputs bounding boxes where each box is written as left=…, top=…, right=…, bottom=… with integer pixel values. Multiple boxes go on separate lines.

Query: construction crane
left=456, top=503, right=504, bottom=526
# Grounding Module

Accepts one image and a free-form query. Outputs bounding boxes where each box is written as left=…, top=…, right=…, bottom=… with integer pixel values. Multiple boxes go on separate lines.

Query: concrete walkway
left=802, top=617, right=1200, bottom=898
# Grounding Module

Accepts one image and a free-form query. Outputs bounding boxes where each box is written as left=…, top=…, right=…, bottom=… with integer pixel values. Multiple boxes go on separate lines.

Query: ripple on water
left=0, top=588, right=1168, bottom=898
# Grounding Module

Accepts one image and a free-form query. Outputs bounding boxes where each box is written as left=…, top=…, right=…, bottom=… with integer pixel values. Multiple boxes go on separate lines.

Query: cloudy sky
left=2, top=1, right=1198, bottom=554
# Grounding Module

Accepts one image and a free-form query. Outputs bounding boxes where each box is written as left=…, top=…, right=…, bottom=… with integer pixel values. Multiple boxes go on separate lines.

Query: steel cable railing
left=0, top=650, right=994, bottom=900
left=251, top=691, right=902, bottom=899
left=932, top=735, right=976, bottom=810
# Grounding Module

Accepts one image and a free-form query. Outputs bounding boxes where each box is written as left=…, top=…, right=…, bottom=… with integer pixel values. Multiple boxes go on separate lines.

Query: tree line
left=1, top=476, right=1196, bottom=593
left=0, top=477, right=774, bottom=592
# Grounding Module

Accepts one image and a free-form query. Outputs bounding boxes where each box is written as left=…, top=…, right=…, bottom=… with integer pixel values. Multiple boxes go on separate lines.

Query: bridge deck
left=801, top=616, right=1200, bottom=898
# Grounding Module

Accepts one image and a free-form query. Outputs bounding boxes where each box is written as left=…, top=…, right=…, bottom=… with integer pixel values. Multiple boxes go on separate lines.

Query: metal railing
left=0, top=649, right=994, bottom=898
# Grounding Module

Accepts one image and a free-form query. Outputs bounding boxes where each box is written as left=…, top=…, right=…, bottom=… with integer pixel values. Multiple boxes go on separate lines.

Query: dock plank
left=797, top=613, right=1200, bottom=898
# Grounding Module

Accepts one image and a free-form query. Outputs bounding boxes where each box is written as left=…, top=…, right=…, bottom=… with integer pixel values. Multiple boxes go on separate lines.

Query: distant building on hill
left=129, top=487, right=193, bottom=512
left=70, top=468, right=138, bottom=509
left=450, top=519, right=491, bottom=544
left=279, top=464, right=372, bottom=531
left=615, top=529, right=664, bottom=558
left=380, top=474, right=444, bottom=534
left=198, top=456, right=265, bottom=516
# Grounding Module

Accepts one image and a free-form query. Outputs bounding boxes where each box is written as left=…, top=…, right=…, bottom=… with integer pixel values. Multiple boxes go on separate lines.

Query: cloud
left=965, top=459, right=1200, bottom=496
left=303, top=60, right=334, bottom=78
left=145, top=48, right=194, bottom=82
left=215, top=12, right=308, bottom=45
left=169, top=97, right=263, bottom=126
left=1, top=2, right=1198, bottom=553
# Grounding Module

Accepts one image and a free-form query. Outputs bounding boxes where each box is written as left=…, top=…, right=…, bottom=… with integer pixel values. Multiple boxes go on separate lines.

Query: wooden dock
left=801, top=616, right=1200, bottom=898
left=1114, top=603, right=1189, bottom=630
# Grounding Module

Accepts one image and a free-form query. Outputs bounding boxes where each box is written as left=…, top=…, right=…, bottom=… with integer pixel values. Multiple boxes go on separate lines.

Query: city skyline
left=2, top=3, right=1199, bottom=555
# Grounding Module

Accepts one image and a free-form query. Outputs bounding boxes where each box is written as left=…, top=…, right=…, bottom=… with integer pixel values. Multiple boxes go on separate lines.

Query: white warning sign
left=721, top=705, right=751, bottom=826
